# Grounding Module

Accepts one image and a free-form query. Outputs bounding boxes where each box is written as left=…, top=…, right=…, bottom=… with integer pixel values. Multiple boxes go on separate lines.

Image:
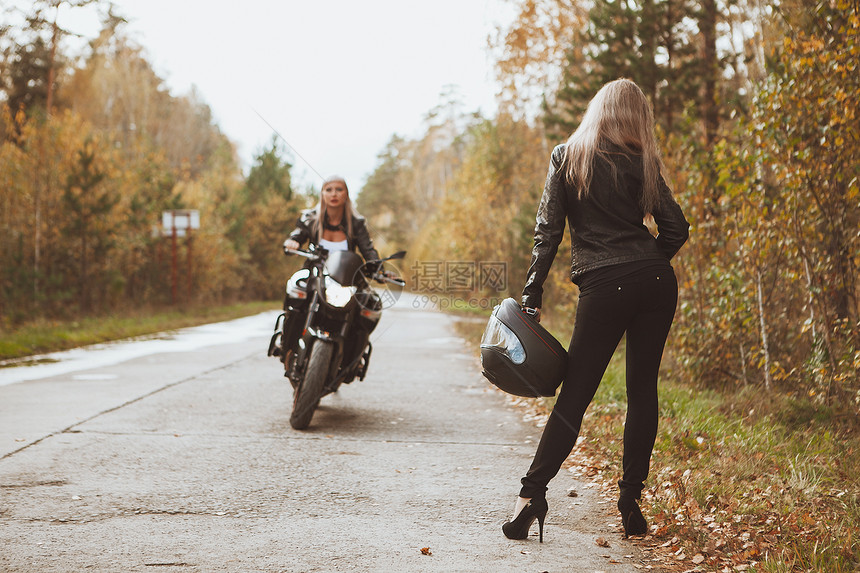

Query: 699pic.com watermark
left=409, top=260, right=509, bottom=311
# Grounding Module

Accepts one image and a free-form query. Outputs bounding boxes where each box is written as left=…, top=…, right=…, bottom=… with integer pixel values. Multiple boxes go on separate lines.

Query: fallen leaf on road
left=596, top=537, right=610, bottom=547
left=420, top=547, right=432, bottom=556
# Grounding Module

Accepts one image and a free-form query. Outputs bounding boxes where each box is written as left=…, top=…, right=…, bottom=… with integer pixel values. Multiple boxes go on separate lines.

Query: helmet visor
left=480, top=315, right=526, bottom=364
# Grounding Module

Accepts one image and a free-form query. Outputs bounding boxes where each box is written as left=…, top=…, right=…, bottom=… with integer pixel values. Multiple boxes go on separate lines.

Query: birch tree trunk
left=755, top=270, right=772, bottom=390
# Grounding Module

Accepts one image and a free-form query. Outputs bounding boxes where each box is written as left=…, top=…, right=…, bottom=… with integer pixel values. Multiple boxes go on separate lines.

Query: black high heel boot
left=618, top=497, right=648, bottom=536
left=502, top=497, right=548, bottom=542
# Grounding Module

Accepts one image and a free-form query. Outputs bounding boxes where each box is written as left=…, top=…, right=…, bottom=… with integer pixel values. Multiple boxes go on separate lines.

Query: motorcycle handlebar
left=284, top=247, right=319, bottom=259
left=284, top=247, right=406, bottom=286
left=373, top=273, right=406, bottom=286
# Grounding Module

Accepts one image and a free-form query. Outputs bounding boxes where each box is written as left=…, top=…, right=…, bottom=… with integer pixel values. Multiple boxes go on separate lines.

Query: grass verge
left=454, top=314, right=860, bottom=572
left=577, top=349, right=859, bottom=572
left=0, top=301, right=279, bottom=362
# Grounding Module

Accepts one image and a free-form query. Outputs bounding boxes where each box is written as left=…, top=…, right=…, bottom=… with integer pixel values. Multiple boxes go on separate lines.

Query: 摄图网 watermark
left=410, top=260, right=508, bottom=293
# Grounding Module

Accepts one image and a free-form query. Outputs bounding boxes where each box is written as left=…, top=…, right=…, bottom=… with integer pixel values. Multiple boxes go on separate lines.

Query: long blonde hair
left=312, top=175, right=359, bottom=244
left=564, top=78, right=663, bottom=214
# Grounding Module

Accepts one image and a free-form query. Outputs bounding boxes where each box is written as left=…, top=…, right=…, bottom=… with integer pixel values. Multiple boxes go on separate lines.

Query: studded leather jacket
left=288, top=208, right=380, bottom=262
left=522, top=144, right=690, bottom=309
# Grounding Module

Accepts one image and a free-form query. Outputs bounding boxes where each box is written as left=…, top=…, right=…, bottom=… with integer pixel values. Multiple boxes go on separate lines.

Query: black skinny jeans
left=519, top=265, right=678, bottom=500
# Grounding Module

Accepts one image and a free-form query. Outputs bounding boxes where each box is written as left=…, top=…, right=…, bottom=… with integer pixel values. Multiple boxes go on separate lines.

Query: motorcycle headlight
left=325, top=278, right=356, bottom=308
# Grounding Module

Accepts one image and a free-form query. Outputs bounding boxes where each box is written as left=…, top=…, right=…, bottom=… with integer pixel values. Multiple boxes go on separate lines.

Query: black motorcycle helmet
left=480, top=298, right=566, bottom=397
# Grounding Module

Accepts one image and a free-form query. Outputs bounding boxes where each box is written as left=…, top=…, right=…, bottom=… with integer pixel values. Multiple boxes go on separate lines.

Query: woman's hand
left=283, top=239, right=300, bottom=251
left=373, top=268, right=400, bottom=284
left=523, top=306, right=542, bottom=323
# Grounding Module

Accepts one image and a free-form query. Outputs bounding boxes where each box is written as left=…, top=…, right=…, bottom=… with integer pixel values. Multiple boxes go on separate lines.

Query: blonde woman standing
left=503, top=79, right=690, bottom=542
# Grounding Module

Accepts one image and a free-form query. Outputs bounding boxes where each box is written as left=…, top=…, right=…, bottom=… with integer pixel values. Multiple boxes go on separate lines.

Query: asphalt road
left=0, top=294, right=668, bottom=572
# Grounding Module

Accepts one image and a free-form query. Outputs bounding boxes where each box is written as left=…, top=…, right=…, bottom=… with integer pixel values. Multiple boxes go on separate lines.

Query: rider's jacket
left=522, top=143, right=690, bottom=309
left=289, top=209, right=380, bottom=262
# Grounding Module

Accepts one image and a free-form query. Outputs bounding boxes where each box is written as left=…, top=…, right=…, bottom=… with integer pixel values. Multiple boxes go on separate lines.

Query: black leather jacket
left=522, top=144, right=690, bottom=309
left=288, top=208, right=380, bottom=262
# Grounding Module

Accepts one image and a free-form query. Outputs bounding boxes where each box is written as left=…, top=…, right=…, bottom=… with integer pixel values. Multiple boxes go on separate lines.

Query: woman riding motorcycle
left=280, top=175, right=383, bottom=371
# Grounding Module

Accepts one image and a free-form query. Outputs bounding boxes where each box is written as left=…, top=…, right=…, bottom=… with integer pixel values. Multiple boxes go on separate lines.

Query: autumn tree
left=61, top=136, right=119, bottom=311
left=491, top=0, right=588, bottom=116
left=2, top=35, right=53, bottom=117
left=357, top=135, right=415, bottom=247
left=65, top=13, right=230, bottom=177
left=222, top=136, right=302, bottom=300
left=0, top=0, right=103, bottom=119
left=668, top=0, right=859, bottom=406
left=111, top=143, right=177, bottom=304
left=412, top=115, right=559, bottom=299
left=542, top=0, right=707, bottom=140
left=0, top=108, right=100, bottom=318
left=757, top=0, right=859, bottom=396
left=0, top=5, right=276, bottom=322
left=358, top=93, right=478, bottom=254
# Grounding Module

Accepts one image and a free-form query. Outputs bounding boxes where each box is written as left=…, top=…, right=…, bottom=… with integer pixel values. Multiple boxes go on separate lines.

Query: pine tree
left=62, top=138, right=118, bottom=312
left=543, top=0, right=701, bottom=138
left=245, top=135, right=293, bottom=203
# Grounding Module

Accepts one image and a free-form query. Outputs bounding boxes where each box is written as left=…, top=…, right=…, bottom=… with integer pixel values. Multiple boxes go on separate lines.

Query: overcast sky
left=15, top=0, right=512, bottom=193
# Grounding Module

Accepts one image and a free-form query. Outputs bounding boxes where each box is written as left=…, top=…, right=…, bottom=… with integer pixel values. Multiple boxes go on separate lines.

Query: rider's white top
left=319, top=238, right=349, bottom=252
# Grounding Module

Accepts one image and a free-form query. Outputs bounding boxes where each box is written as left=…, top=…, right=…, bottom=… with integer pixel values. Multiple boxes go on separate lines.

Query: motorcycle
left=267, top=245, right=406, bottom=429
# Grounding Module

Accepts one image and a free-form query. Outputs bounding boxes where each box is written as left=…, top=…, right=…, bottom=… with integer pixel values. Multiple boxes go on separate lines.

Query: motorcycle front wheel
left=289, top=339, right=334, bottom=430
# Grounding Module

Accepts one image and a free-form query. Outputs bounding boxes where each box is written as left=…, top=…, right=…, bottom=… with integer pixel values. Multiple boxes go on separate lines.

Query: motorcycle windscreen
left=325, top=250, right=365, bottom=286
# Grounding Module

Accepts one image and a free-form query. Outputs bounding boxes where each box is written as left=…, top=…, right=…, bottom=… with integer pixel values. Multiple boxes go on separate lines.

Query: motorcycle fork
left=292, top=291, right=321, bottom=377
left=323, top=323, right=350, bottom=393
left=293, top=291, right=342, bottom=376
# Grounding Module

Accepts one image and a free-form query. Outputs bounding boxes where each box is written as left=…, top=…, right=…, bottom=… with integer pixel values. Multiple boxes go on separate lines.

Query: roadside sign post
left=160, top=210, right=200, bottom=304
